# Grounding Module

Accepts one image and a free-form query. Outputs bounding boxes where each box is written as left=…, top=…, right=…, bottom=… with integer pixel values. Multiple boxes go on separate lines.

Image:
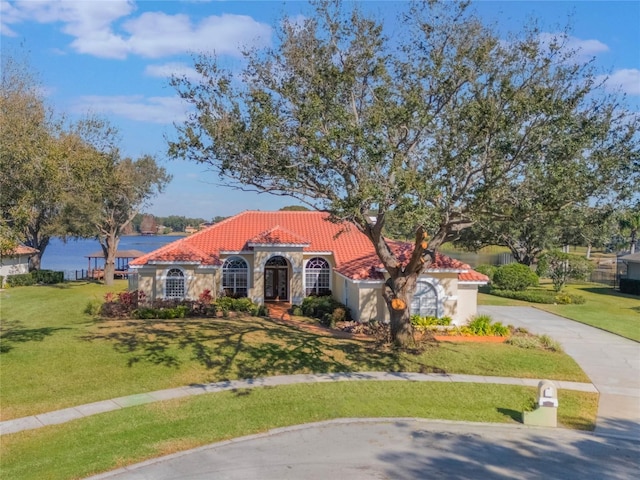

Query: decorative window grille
left=411, top=281, right=438, bottom=317
left=165, top=268, right=185, bottom=299
left=305, top=257, right=330, bottom=295
left=223, top=257, right=248, bottom=297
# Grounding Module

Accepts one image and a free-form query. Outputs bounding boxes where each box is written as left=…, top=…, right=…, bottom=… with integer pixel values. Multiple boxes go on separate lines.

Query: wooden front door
left=265, top=267, right=288, bottom=301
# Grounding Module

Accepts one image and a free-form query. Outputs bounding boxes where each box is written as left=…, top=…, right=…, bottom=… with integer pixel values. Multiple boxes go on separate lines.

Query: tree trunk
left=27, top=236, right=50, bottom=271
left=389, top=306, right=414, bottom=347
left=101, top=232, right=119, bottom=286
left=631, top=230, right=637, bottom=254
left=585, top=244, right=592, bottom=259
left=383, top=274, right=418, bottom=348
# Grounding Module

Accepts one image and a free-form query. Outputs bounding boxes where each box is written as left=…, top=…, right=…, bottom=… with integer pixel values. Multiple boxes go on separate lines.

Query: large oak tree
left=169, top=0, right=639, bottom=345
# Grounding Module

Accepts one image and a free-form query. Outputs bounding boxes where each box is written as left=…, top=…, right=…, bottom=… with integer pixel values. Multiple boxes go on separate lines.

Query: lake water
left=42, top=236, right=182, bottom=273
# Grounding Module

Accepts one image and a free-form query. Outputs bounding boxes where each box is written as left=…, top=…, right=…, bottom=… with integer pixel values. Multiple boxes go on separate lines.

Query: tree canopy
left=169, top=0, right=639, bottom=345
left=1, top=54, right=171, bottom=281
left=62, top=118, right=171, bottom=284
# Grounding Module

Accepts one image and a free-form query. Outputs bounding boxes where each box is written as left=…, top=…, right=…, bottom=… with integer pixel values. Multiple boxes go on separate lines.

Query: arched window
left=266, top=256, right=288, bottom=267
left=223, top=257, right=248, bottom=297
left=165, top=268, right=185, bottom=299
left=305, top=257, right=330, bottom=296
left=411, top=280, right=438, bottom=317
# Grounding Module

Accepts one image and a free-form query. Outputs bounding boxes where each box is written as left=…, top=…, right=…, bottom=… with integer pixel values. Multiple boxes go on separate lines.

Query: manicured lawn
left=0, top=282, right=589, bottom=420
left=1, top=381, right=598, bottom=480
left=479, top=282, right=640, bottom=342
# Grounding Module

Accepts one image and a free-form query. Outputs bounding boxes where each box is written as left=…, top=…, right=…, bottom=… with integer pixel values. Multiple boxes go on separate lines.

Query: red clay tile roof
left=247, top=226, right=311, bottom=246
left=130, top=211, right=488, bottom=283
left=3, top=245, right=39, bottom=256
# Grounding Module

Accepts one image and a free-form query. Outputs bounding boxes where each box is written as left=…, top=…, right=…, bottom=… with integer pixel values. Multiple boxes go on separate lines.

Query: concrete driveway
left=479, top=306, right=640, bottom=440
left=88, top=419, right=639, bottom=480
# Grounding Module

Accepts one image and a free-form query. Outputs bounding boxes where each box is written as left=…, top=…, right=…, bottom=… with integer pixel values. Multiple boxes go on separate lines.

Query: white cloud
left=537, top=32, right=609, bottom=61
left=598, top=69, right=640, bottom=96
left=145, top=62, right=201, bottom=81
left=71, top=95, right=189, bottom=124
left=121, top=12, right=271, bottom=59
left=0, top=0, right=21, bottom=36
left=2, top=1, right=271, bottom=59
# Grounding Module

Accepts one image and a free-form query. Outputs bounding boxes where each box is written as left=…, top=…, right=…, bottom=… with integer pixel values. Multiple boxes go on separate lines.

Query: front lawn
left=0, top=282, right=590, bottom=420
left=479, top=282, right=640, bottom=342
left=2, top=381, right=597, bottom=480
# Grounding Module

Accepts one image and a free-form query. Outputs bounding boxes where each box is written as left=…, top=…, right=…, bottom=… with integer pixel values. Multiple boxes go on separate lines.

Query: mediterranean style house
left=129, top=211, right=488, bottom=325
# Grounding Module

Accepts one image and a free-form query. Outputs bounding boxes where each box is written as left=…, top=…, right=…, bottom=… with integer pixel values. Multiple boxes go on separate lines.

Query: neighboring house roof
left=3, top=245, right=39, bottom=256
left=130, top=211, right=489, bottom=283
left=620, top=252, right=640, bottom=263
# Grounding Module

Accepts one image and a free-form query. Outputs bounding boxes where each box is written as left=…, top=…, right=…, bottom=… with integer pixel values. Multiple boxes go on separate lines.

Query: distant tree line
left=126, top=214, right=228, bottom=234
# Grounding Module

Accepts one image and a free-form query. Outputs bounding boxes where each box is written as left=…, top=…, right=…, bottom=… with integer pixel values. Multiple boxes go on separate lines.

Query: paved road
left=479, top=306, right=640, bottom=440
left=88, top=419, right=639, bottom=480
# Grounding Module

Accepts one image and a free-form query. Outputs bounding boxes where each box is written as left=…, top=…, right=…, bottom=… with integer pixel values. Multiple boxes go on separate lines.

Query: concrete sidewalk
left=0, top=371, right=596, bottom=436
left=480, top=306, right=640, bottom=440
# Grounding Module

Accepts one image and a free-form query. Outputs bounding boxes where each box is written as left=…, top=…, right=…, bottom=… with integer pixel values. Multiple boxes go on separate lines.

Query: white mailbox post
left=523, top=380, right=558, bottom=427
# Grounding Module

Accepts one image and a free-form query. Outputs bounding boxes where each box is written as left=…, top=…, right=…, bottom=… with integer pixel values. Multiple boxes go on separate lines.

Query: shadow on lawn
left=81, top=317, right=405, bottom=378
left=0, top=320, right=70, bottom=353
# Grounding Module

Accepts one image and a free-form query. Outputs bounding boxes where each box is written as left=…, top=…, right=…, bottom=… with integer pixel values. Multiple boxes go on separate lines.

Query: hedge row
left=490, top=289, right=585, bottom=304
left=5, top=270, right=64, bottom=287
left=96, top=290, right=269, bottom=319
left=619, top=278, right=640, bottom=296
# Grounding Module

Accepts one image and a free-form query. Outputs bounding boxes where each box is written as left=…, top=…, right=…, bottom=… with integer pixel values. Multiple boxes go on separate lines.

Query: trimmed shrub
left=464, top=314, right=510, bottom=336
left=474, top=264, right=497, bottom=282
left=6, top=273, right=35, bottom=287
left=492, top=263, right=538, bottom=291
left=507, top=333, right=563, bottom=352
left=301, top=296, right=351, bottom=324
left=410, top=315, right=452, bottom=330
left=32, top=269, right=64, bottom=284
left=490, top=289, right=585, bottom=305
left=0, top=275, right=4, bottom=287
left=539, top=334, right=563, bottom=352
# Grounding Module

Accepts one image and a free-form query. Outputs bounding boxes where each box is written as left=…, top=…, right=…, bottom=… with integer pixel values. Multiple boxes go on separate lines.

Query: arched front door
left=264, top=256, right=289, bottom=301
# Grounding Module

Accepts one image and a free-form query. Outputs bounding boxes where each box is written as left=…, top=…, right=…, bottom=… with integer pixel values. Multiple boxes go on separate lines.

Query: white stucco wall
left=627, top=261, right=640, bottom=280
left=456, top=283, right=482, bottom=324
left=0, top=255, right=30, bottom=277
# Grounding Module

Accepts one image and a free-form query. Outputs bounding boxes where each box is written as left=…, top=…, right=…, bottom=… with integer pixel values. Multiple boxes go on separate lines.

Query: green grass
left=1, top=381, right=598, bottom=480
left=479, top=282, right=640, bottom=342
left=0, top=282, right=590, bottom=420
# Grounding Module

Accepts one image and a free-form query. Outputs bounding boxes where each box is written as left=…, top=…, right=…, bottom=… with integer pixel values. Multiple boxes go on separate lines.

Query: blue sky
left=2, top=0, right=639, bottom=219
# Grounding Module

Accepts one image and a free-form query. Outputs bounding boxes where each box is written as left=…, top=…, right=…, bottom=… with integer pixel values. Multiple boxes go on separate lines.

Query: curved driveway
left=479, top=306, right=640, bottom=440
